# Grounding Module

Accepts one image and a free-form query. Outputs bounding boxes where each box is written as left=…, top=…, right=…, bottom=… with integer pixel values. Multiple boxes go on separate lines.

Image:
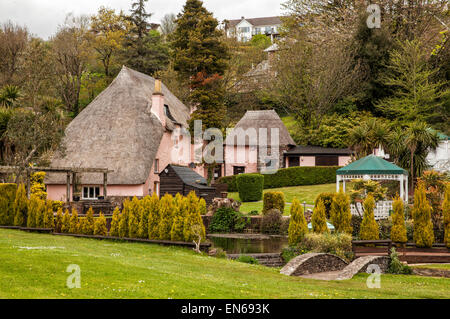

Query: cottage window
left=233, top=166, right=245, bottom=175
left=83, top=186, right=100, bottom=200
left=239, top=27, right=250, bottom=33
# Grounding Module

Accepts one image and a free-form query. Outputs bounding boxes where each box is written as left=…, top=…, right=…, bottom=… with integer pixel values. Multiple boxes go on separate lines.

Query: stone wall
left=281, top=253, right=349, bottom=276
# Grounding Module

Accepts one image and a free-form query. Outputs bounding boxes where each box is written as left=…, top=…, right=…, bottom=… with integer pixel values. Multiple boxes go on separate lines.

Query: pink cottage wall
left=46, top=184, right=146, bottom=202
left=224, top=145, right=258, bottom=176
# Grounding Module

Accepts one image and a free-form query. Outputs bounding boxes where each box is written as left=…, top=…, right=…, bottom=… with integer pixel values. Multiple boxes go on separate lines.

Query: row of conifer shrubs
left=217, top=166, right=339, bottom=192
left=57, top=192, right=207, bottom=243
left=288, top=183, right=450, bottom=249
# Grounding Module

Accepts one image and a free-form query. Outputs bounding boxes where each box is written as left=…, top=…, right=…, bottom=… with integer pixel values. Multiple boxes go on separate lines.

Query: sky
left=0, top=0, right=284, bottom=39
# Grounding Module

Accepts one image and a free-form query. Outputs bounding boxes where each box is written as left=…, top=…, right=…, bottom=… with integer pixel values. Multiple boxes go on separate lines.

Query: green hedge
left=236, top=174, right=264, bottom=202
left=0, top=183, right=17, bottom=226
left=217, top=166, right=339, bottom=192
left=263, top=191, right=285, bottom=214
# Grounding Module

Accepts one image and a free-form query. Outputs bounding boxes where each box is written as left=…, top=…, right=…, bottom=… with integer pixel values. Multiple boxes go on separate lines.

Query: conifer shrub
left=263, top=191, right=285, bottom=214
left=118, top=199, right=130, bottom=238
left=84, top=207, right=95, bottom=235
left=199, top=198, right=207, bottom=215
left=128, top=197, right=140, bottom=238
left=26, top=196, right=40, bottom=228
left=236, top=174, right=264, bottom=202
left=330, top=189, right=352, bottom=234
left=158, top=194, right=175, bottom=240
left=69, top=209, right=79, bottom=234
left=147, top=193, right=161, bottom=240
left=183, top=192, right=206, bottom=242
left=443, top=185, right=450, bottom=248
left=315, top=192, right=335, bottom=219
left=412, top=183, right=435, bottom=248
left=34, top=199, right=45, bottom=228
left=110, top=207, right=120, bottom=237
left=138, top=196, right=151, bottom=238
left=30, top=172, right=47, bottom=200
left=42, top=200, right=55, bottom=229
left=359, top=195, right=380, bottom=241
left=55, top=208, right=63, bottom=233
left=391, top=196, right=407, bottom=244
left=78, top=218, right=88, bottom=234
left=288, top=198, right=308, bottom=246
left=94, top=213, right=108, bottom=236
left=171, top=196, right=187, bottom=241
left=312, top=200, right=328, bottom=233
left=13, top=184, right=28, bottom=227
left=0, top=183, right=17, bottom=226
left=61, top=209, right=71, bottom=233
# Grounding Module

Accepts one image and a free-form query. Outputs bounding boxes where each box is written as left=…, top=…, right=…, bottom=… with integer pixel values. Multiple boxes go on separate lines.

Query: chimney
left=151, top=79, right=166, bottom=127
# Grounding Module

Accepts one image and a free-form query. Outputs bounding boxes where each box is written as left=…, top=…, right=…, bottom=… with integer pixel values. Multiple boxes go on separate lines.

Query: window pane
left=83, top=187, right=88, bottom=198
left=89, top=187, right=94, bottom=198
left=95, top=187, right=100, bottom=198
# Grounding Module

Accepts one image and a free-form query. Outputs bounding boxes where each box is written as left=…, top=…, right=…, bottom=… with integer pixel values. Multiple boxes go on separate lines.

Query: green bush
left=261, top=209, right=283, bottom=234
left=263, top=166, right=339, bottom=189
left=359, top=195, right=380, bottom=240
left=147, top=193, right=161, bottom=240
left=61, top=209, right=71, bottom=233
left=315, top=192, right=335, bottom=219
left=218, top=166, right=339, bottom=192
left=158, top=194, right=175, bottom=240
left=13, top=184, right=28, bottom=227
left=110, top=207, right=120, bottom=237
left=0, top=183, right=17, bottom=226
left=388, top=247, right=412, bottom=275
left=330, top=189, right=352, bottom=234
left=288, top=199, right=308, bottom=246
left=443, top=185, right=450, bottom=248
left=391, top=196, right=407, bottom=243
left=55, top=208, right=63, bottom=233
left=209, top=207, right=249, bottom=233
left=236, top=255, right=259, bottom=265
left=412, top=183, right=434, bottom=248
left=183, top=192, right=206, bottom=242
left=216, top=176, right=238, bottom=192
left=236, top=174, right=264, bottom=202
left=263, top=191, right=285, bottom=214
left=281, top=246, right=309, bottom=263
left=94, top=213, right=108, bottom=236
left=69, top=208, right=79, bottom=234
left=300, top=232, right=353, bottom=262
left=311, top=200, right=328, bottom=233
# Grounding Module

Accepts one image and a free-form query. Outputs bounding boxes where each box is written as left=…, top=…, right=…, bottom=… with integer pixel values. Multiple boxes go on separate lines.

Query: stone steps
left=228, top=253, right=285, bottom=268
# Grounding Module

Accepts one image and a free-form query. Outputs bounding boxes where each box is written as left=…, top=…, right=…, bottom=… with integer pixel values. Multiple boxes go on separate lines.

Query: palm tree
left=388, top=122, right=439, bottom=192
left=348, top=123, right=372, bottom=159
left=404, top=122, right=439, bottom=191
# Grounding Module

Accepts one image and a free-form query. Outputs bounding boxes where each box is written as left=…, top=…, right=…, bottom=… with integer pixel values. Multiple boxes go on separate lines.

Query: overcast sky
left=0, top=0, right=284, bottom=39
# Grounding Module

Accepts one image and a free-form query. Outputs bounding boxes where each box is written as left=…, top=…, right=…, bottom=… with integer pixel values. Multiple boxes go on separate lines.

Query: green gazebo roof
left=337, top=155, right=407, bottom=175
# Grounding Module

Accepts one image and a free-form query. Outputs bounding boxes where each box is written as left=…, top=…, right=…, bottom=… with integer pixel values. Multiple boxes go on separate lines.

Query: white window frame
left=82, top=186, right=100, bottom=200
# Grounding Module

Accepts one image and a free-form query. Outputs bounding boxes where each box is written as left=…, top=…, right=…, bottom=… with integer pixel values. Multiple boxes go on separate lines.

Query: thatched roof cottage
left=46, top=66, right=195, bottom=202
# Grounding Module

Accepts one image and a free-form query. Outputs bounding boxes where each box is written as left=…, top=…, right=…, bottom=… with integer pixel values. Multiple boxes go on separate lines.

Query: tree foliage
left=412, top=183, right=435, bottom=248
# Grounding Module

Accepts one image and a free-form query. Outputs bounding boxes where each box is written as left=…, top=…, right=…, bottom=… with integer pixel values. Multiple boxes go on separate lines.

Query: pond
left=208, top=234, right=289, bottom=254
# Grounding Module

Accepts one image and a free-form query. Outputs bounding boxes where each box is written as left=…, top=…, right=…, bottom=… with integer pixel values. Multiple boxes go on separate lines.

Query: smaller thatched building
left=223, top=110, right=296, bottom=176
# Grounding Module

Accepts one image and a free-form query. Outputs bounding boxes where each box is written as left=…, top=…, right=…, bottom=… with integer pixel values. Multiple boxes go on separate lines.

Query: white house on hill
left=224, top=16, right=282, bottom=42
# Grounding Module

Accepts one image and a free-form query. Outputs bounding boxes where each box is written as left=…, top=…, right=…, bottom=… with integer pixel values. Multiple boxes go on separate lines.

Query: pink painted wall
left=339, top=156, right=352, bottom=166
left=47, top=184, right=145, bottom=201
left=300, top=156, right=315, bottom=167
left=224, top=145, right=258, bottom=176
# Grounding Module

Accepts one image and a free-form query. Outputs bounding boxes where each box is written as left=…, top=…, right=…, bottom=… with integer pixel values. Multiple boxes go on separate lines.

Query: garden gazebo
left=336, top=155, right=409, bottom=220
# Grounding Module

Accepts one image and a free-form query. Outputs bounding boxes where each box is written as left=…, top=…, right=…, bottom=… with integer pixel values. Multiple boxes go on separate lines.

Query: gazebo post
left=405, top=175, right=409, bottom=204
left=336, top=175, right=341, bottom=192
left=399, top=174, right=404, bottom=202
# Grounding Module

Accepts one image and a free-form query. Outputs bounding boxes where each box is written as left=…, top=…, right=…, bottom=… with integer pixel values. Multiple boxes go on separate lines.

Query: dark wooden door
left=288, top=156, right=300, bottom=167
left=316, top=155, right=339, bottom=166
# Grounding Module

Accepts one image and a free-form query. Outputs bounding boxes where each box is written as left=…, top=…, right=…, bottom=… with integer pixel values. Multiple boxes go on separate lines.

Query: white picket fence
left=351, top=201, right=393, bottom=220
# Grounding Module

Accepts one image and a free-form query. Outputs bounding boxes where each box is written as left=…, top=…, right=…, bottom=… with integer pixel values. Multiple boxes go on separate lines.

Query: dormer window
left=164, top=105, right=169, bottom=117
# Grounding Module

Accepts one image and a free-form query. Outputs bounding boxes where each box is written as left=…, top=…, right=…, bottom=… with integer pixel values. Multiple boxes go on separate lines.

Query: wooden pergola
left=0, top=166, right=113, bottom=204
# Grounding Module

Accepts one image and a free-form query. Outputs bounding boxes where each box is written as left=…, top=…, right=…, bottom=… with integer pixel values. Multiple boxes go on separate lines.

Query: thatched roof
left=225, top=110, right=295, bottom=147
left=46, top=66, right=190, bottom=185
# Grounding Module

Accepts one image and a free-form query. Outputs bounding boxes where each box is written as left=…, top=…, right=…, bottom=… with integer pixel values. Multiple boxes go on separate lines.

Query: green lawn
left=0, top=229, right=448, bottom=299
left=229, top=184, right=336, bottom=214
left=412, top=264, right=450, bottom=270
